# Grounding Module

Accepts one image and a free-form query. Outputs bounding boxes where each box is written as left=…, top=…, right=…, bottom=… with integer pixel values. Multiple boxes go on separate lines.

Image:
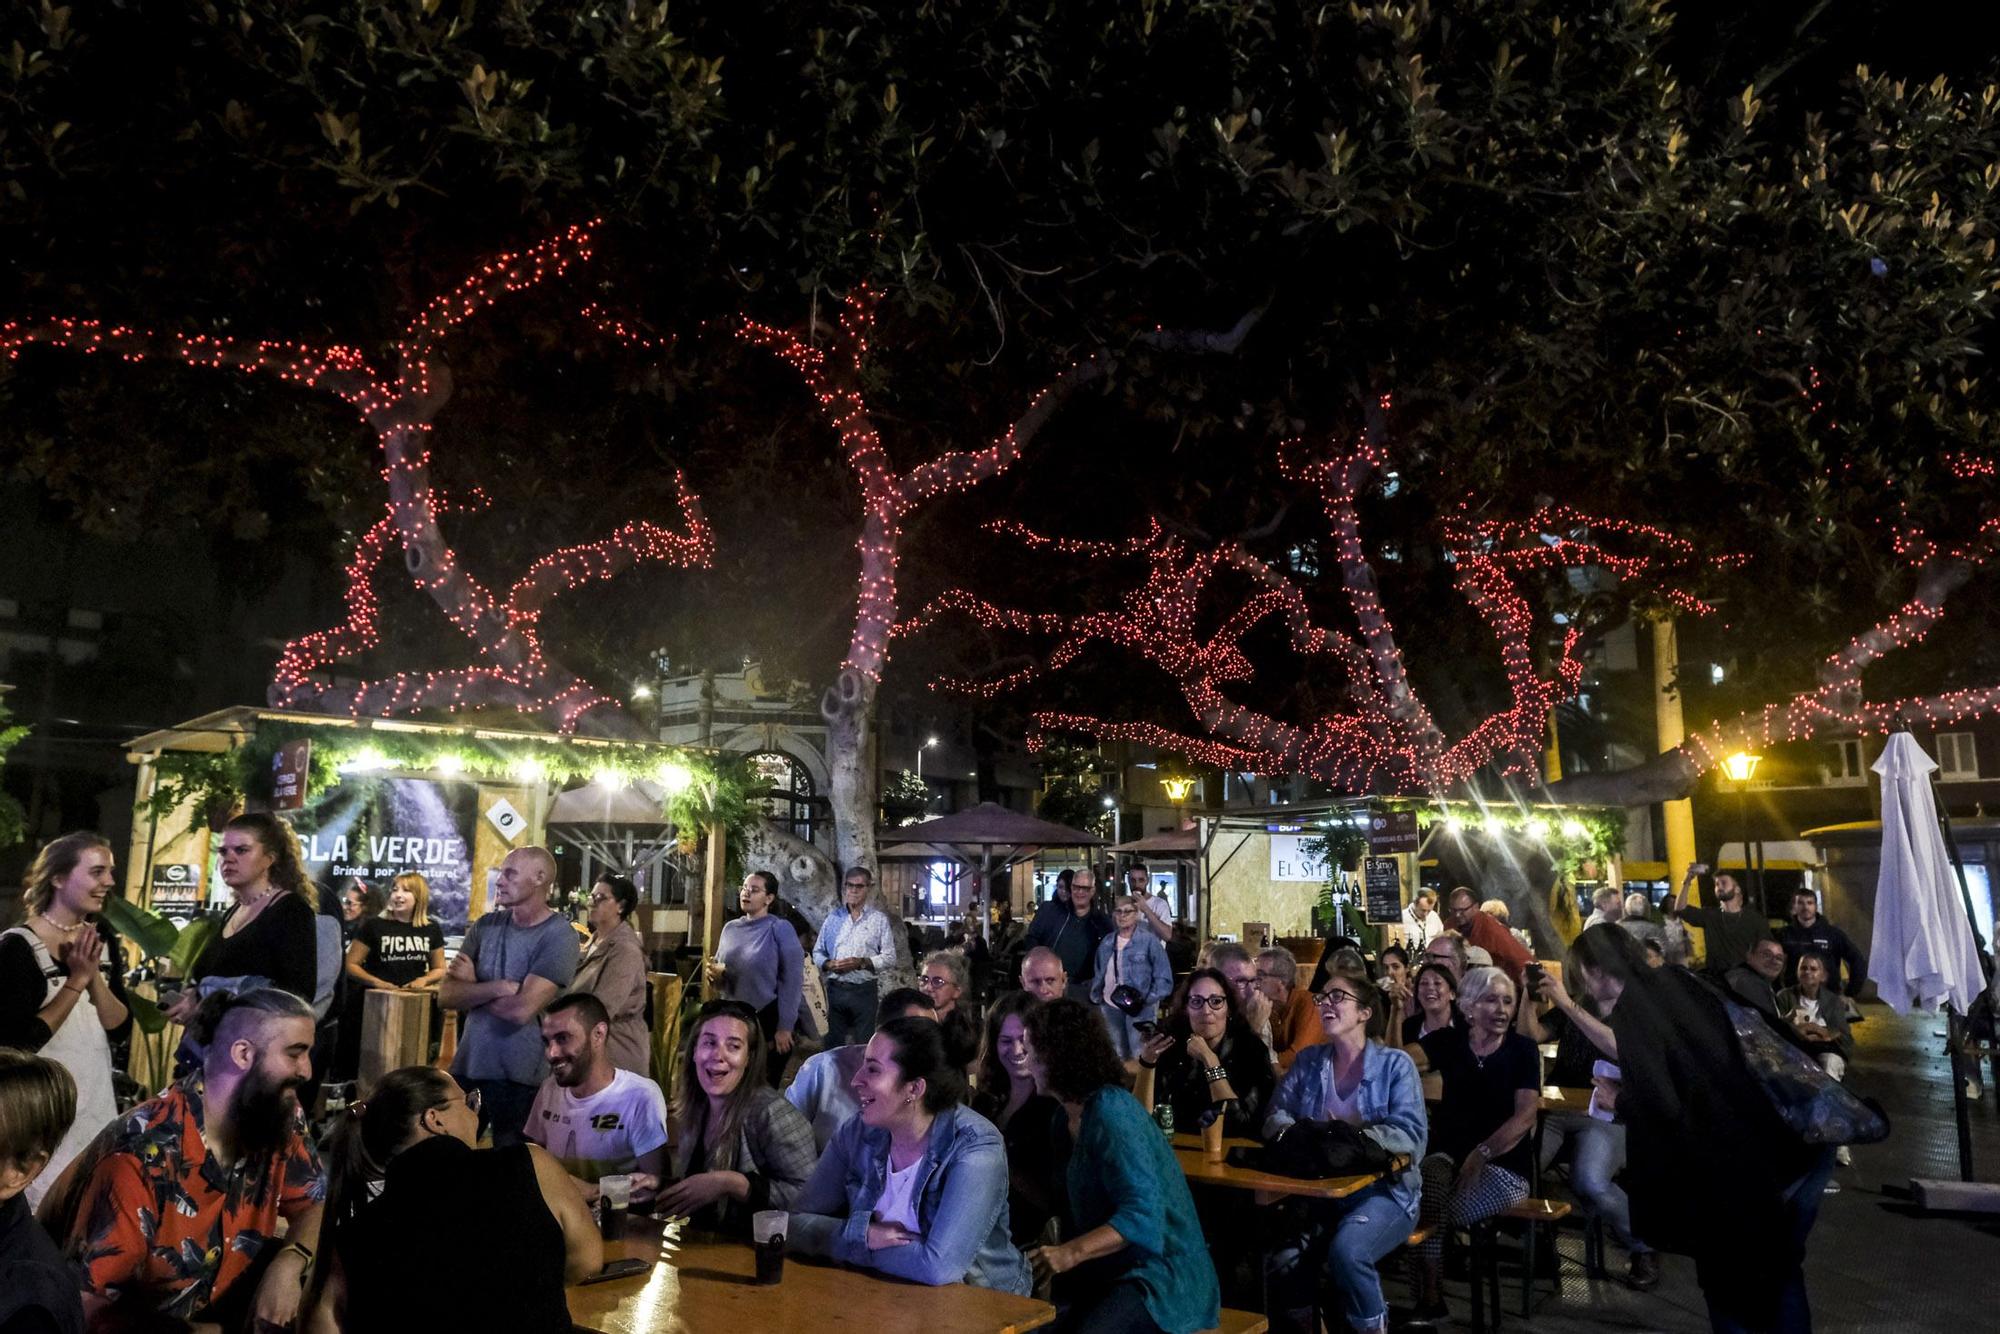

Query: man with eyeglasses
left=1024, top=867, right=1113, bottom=1003
left=1208, top=941, right=1278, bottom=1068
left=1254, top=945, right=1325, bottom=1073
left=811, top=865, right=897, bottom=1046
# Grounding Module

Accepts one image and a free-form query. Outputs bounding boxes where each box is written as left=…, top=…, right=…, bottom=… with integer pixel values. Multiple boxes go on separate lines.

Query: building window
left=1823, top=739, right=1865, bottom=787
left=1938, top=732, right=1980, bottom=781
left=747, top=751, right=820, bottom=844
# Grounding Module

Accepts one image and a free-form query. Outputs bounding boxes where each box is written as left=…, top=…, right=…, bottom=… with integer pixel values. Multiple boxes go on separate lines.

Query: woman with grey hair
left=918, top=950, right=972, bottom=1022
left=1407, top=965, right=1541, bottom=1322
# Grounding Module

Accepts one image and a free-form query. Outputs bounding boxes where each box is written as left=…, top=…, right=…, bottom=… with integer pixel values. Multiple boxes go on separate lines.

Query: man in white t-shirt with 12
left=526, top=991, right=669, bottom=1205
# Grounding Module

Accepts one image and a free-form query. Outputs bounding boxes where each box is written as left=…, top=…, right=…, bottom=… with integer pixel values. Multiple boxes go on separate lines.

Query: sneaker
left=1628, top=1251, right=1662, bottom=1291
left=1836, top=1145, right=1852, bottom=1167
left=1823, top=1179, right=1842, bottom=1194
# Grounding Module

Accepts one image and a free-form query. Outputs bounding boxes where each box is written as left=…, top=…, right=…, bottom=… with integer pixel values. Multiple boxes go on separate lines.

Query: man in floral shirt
left=66, top=989, right=325, bottom=1332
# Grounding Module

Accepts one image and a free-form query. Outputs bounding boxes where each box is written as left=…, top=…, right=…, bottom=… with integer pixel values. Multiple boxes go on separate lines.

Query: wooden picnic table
left=568, top=1216, right=1057, bottom=1334
left=1173, top=1145, right=1406, bottom=1201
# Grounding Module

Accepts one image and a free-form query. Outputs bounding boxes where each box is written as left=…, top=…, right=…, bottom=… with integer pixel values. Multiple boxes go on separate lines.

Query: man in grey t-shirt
left=441, top=845, right=580, bottom=1146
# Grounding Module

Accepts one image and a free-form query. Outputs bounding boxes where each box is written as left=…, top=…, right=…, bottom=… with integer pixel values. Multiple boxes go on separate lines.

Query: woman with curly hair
left=1022, top=998, right=1218, bottom=1334
left=165, top=812, right=320, bottom=1025
left=1136, top=966, right=1274, bottom=1138
left=972, top=990, right=1066, bottom=1246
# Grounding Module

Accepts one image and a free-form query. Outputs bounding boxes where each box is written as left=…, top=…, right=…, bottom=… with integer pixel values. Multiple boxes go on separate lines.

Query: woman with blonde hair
left=165, top=811, right=320, bottom=1024
left=0, top=832, right=129, bottom=1207
left=656, top=999, right=816, bottom=1235
left=336, top=872, right=449, bottom=1079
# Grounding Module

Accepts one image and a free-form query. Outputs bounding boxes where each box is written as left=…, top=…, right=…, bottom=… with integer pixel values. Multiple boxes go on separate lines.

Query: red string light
left=907, top=425, right=1736, bottom=793
left=8, top=222, right=712, bottom=735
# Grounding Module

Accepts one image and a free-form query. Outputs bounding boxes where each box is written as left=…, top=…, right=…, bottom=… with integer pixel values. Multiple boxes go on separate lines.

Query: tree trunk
left=819, top=667, right=916, bottom=983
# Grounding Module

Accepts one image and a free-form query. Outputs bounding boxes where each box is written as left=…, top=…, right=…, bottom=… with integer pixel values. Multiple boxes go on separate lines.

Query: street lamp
left=917, top=735, right=938, bottom=782
left=1102, top=794, right=1122, bottom=847
left=1723, top=750, right=1763, bottom=908
left=1161, top=775, right=1197, bottom=804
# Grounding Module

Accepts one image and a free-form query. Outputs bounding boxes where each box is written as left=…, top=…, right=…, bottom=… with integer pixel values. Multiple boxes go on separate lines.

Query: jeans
left=1053, top=1257, right=1167, bottom=1334
left=823, top=979, right=879, bottom=1048
left=1267, top=1183, right=1414, bottom=1332
left=754, top=1001, right=790, bottom=1088
left=1700, top=1148, right=1838, bottom=1334
left=467, top=1077, right=538, bottom=1148
left=1539, top=1111, right=1649, bottom=1253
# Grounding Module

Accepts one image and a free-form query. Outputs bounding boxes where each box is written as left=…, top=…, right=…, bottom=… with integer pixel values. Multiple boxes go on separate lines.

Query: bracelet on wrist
left=1204, top=1065, right=1230, bottom=1084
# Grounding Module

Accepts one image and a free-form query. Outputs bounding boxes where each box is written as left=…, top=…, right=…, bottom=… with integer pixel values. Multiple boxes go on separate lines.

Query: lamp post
left=1102, top=794, right=1121, bottom=848
left=1722, top=750, right=1763, bottom=909
left=917, top=735, right=938, bottom=783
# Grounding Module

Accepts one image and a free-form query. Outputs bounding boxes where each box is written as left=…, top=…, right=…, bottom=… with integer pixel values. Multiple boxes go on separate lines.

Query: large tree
left=6, top=0, right=2000, bottom=899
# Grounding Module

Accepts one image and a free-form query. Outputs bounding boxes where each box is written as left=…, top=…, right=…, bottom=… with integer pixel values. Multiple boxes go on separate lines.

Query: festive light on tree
left=905, top=422, right=1736, bottom=794
left=3, top=224, right=713, bottom=736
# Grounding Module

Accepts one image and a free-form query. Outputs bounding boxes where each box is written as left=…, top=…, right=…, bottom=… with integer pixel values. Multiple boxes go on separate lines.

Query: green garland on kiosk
left=144, top=718, right=750, bottom=837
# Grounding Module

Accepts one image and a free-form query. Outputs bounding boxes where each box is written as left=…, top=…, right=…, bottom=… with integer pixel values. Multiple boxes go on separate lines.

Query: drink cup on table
left=752, top=1210, right=788, bottom=1285
left=1201, top=1114, right=1225, bottom=1163
left=598, top=1173, right=633, bottom=1254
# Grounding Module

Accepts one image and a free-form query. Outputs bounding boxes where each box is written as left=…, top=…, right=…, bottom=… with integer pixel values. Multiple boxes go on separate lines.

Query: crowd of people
left=0, top=826, right=1871, bottom=1334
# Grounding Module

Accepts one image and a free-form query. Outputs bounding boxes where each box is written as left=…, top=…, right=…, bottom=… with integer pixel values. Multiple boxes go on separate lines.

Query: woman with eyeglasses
left=575, top=874, right=652, bottom=1076
left=1260, top=957, right=1427, bottom=1334
left=1136, top=967, right=1274, bottom=1138
left=305, top=1066, right=601, bottom=1334
left=1091, top=895, right=1174, bottom=1062
left=919, top=950, right=971, bottom=1022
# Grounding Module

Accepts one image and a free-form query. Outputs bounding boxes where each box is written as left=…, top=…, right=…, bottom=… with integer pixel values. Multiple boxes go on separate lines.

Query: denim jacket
left=1088, top=929, right=1175, bottom=1012
left=1263, top=1040, right=1427, bottom=1219
left=787, top=1103, right=1031, bottom=1294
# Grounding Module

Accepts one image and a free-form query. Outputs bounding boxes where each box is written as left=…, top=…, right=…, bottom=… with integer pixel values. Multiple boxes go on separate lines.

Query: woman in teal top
left=1021, top=998, right=1219, bottom=1334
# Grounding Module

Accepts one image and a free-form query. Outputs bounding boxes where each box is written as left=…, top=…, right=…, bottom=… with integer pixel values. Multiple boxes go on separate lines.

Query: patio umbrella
left=1867, top=733, right=1986, bottom=1015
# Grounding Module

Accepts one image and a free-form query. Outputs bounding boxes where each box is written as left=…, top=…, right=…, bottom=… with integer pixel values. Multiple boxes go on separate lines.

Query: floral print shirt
left=68, top=1075, right=324, bottom=1324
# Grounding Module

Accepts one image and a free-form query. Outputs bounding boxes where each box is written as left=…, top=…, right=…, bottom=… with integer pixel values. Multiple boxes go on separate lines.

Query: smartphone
left=577, top=1258, right=650, bottom=1285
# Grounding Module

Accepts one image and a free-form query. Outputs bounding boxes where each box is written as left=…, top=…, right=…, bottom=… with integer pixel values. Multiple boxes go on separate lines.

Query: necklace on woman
left=33, top=911, right=84, bottom=937
left=1470, top=1031, right=1504, bottom=1069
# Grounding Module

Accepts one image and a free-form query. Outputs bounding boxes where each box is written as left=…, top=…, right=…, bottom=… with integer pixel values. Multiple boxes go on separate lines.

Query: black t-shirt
left=1680, top=905, right=1773, bottom=975
left=353, top=917, right=446, bottom=987
left=1419, top=1026, right=1540, bottom=1175
left=1402, top=1009, right=1463, bottom=1047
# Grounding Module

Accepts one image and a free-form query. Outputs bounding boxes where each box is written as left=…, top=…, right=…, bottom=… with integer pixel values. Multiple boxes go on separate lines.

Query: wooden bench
left=1205, top=1310, right=1269, bottom=1334
left=1465, top=1198, right=1571, bottom=1332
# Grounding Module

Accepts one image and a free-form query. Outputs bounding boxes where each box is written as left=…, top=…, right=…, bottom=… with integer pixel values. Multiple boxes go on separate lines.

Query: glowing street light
left=1721, top=751, right=1762, bottom=784
left=1161, top=775, right=1197, bottom=803
left=918, top=735, right=939, bottom=781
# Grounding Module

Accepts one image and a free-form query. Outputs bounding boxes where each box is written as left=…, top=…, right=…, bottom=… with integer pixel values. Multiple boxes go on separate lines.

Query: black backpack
left=1231, top=1117, right=1392, bottom=1179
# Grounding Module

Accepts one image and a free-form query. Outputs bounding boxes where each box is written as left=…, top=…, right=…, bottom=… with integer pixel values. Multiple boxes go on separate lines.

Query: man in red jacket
left=1445, top=886, right=1533, bottom=986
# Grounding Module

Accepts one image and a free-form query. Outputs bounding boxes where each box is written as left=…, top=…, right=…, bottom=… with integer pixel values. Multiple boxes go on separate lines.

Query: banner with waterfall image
left=293, top=777, right=479, bottom=934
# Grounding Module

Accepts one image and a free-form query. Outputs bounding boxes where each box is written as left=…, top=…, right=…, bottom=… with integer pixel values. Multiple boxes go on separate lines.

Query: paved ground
left=1415, top=1004, right=2000, bottom=1333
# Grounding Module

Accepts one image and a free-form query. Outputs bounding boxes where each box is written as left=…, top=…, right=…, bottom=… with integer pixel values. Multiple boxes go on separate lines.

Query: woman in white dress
left=0, top=831, right=129, bottom=1206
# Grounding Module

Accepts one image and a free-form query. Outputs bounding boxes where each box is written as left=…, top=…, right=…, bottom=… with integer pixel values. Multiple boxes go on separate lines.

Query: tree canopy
left=5, top=0, right=2000, bottom=798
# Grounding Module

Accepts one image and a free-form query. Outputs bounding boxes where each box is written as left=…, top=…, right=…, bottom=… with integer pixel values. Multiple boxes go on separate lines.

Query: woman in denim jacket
left=1261, top=956, right=1427, bottom=1334
left=1091, top=897, right=1176, bottom=1061
left=788, top=1016, right=1030, bottom=1293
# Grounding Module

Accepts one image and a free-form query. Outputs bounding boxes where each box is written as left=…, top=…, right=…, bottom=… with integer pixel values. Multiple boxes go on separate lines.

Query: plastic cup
left=752, top=1210, right=788, bottom=1284
left=1201, top=1115, right=1226, bottom=1162
left=598, top=1174, right=633, bottom=1251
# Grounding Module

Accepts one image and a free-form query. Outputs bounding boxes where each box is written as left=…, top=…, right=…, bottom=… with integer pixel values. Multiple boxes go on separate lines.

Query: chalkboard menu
left=1363, top=857, right=1403, bottom=925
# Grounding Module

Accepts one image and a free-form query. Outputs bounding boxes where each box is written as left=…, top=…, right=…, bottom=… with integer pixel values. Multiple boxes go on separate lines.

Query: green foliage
left=1034, top=744, right=1114, bottom=835
left=95, top=894, right=219, bottom=1034
left=0, top=700, right=27, bottom=850
left=881, top=768, right=932, bottom=824
left=145, top=719, right=749, bottom=838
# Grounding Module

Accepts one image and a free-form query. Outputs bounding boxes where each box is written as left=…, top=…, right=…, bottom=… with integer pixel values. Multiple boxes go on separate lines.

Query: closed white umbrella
left=1868, top=732, right=1987, bottom=1014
